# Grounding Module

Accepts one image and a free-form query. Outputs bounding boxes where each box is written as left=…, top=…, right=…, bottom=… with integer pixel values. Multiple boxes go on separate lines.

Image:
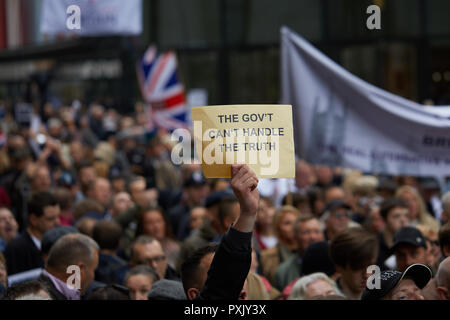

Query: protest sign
left=191, top=105, right=295, bottom=178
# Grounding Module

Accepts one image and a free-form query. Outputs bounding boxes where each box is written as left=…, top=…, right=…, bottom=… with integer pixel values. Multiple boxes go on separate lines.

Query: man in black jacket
left=181, top=164, right=259, bottom=300
left=4, top=191, right=60, bottom=275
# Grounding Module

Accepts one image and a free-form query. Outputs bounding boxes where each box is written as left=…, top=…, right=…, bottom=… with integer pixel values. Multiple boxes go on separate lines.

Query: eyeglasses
left=137, top=255, right=166, bottom=265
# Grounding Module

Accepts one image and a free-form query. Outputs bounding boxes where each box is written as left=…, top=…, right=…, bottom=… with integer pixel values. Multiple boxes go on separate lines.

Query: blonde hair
left=395, top=186, right=440, bottom=233
left=416, top=224, right=438, bottom=241
left=272, top=205, right=301, bottom=240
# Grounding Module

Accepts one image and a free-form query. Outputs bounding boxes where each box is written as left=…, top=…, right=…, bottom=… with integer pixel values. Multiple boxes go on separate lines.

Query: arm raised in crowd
left=197, top=164, right=259, bottom=300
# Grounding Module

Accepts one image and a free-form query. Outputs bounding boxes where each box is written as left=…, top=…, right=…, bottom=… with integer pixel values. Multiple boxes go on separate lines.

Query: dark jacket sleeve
left=196, top=226, right=252, bottom=300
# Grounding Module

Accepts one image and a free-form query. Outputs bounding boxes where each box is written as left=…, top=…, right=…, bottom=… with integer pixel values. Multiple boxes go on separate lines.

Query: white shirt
left=30, top=233, right=41, bottom=250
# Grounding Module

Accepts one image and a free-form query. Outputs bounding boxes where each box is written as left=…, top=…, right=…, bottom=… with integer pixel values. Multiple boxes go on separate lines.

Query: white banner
left=40, top=0, right=142, bottom=36
left=281, top=27, right=450, bottom=178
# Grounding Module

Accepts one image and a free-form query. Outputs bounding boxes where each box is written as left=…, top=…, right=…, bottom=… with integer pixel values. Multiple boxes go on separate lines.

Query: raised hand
left=230, top=164, right=259, bottom=232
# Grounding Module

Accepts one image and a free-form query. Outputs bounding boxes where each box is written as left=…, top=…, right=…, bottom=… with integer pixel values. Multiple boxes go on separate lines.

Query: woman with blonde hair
left=395, top=186, right=440, bottom=233
left=259, top=205, right=300, bottom=284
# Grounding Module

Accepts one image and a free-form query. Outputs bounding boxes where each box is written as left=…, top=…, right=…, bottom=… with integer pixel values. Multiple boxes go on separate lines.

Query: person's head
left=128, top=176, right=146, bottom=203
left=131, top=235, right=167, bottom=280
left=366, top=205, right=385, bottom=235
left=137, top=207, right=173, bottom=241
left=379, top=198, right=410, bottom=235
left=391, top=226, right=428, bottom=272
left=41, top=225, right=80, bottom=261
left=315, top=165, right=333, bottom=187
left=330, top=228, right=378, bottom=297
left=53, top=187, right=74, bottom=212
left=31, top=165, right=52, bottom=193
left=86, top=285, right=130, bottom=300
left=323, top=199, right=352, bottom=238
left=78, top=162, right=97, bottom=195
left=110, top=175, right=126, bottom=194
left=416, top=224, right=441, bottom=269
left=282, top=193, right=311, bottom=214
left=301, top=241, right=336, bottom=277
left=436, top=257, right=450, bottom=300
left=395, top=186, right=427, bottom=222
left=147, top=279, right=187, bottom=300
left=295, top=160, right=314, bottom=189
left=203, top=189, right=235, bottom=230
left=110, top=192, right=133, bottom=218
left=184, top=171, right=209, bottom=207
left=72, top=198, right=104, bottom=221
left=88, top=177, right=111, bottom=208
left=307, top=187, right=326, bottom=217
left=69, top=140, right=85, bottom=166
left=288, top=273, right=341, bottom=300
left=362, top=264, right=432, bottom=300
left=438, top=222, right=450, bottom=257
left=3, top=280, right=52, bottom=300
left=272, top=206, right=301, bottom=245
left=92, top=220, right=122, bottom=252
left=293, top=215, right=325, bottom=254
left=125, top=265, right=159, bottom=300
left=180, top=244, right=218, bottom=300
left=0, top=206, right=18, bottom=243
left=27, top=191, right=60, bottom=239
left=325, top=186, right=346, bottom=204
left=256, top=197, right=275, bottom=231
left=74, top=217, right=97, bottom=238
left=441, top=191, right=450, bottom=224
left=210, top=178, right=230, bottom=192
left=189, top=206, right=206, bottom=231
left=216, top=196, right=240, bottom=235
left=46, top=233, right=99, bottom=295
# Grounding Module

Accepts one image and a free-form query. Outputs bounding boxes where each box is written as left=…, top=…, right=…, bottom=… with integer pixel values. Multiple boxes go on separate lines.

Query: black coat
left=4, top=231, right=44, bottom=275
left=196, top=226, right=252, bottom=300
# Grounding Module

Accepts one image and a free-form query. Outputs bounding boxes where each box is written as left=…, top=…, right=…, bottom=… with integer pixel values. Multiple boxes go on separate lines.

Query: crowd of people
left=0, top=100, right=450, bottom=300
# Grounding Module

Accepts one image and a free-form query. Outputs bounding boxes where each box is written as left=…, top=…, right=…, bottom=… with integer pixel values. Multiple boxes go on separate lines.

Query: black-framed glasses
left=137, top=255, right=166, bottom=265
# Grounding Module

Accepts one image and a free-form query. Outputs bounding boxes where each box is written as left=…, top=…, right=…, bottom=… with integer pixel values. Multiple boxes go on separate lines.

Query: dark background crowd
left=0, top=99, right=449, bottom=300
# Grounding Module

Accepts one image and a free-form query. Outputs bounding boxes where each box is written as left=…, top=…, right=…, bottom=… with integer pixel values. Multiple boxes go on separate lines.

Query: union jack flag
left=137, top=45, right=188, bottom=131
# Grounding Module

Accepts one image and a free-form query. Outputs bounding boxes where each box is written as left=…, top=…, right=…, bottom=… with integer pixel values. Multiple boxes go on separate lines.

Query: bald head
left=436, top=257, right=450, bottom=300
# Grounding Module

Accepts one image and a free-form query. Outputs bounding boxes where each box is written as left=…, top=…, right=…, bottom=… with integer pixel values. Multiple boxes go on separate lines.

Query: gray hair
left=46, top=233, right=99, bottom=272
left=442, top=191, right=450, bottom=214
left=288, top=272, right=342, bottom=300
left=133, top=235, right=157, bottom=246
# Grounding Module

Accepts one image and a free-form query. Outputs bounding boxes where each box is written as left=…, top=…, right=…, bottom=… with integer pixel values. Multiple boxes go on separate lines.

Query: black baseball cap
left=184, top=170, right=207, bottom=188
left=324, top=199, right=351, bottom=212
left=390, top=226, right=427, bottom=254
left=361, top=263, right=432, bottom=300
left=205, top=189, right=235, bottom=208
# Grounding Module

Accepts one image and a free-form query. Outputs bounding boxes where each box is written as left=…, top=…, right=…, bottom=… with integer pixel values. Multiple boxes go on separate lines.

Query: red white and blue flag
left=137, top=45, right=188, bottom=131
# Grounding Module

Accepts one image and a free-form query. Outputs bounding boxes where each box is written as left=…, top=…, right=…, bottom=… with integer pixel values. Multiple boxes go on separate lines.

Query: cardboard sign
left=191, top=105, right=295, bottom=178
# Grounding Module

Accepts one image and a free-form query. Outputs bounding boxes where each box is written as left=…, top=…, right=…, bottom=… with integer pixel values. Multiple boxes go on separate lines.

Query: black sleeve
left=196, top=225, right=252, bottom=300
